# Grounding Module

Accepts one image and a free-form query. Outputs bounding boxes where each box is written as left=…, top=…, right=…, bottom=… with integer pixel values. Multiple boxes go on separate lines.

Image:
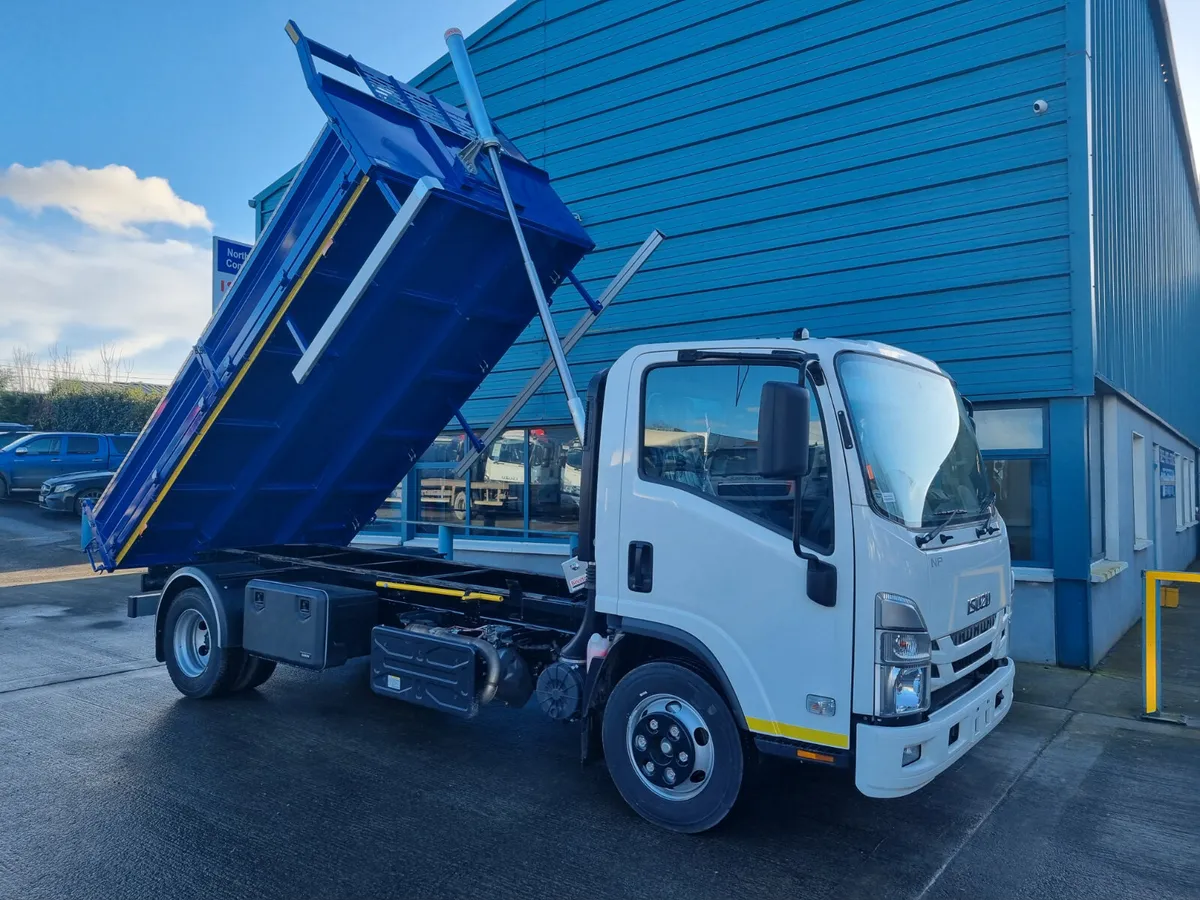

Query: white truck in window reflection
left=411, top=430, right=565, bottom=521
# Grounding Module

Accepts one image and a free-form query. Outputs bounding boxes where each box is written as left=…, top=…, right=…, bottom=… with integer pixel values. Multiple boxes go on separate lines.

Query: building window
left=640, top=362, right=832, bottom=549
left=975, top=405, right=1051, bottom=566
left=1178, top=456, right=1197, bottom=530
left=1088, top=399, right=1104, bottom=559
left=1132, top=433, right=1149, bottom=547
left=528, top=426, right=582, bottom=534
left=363, top=425, right=583, bottom=543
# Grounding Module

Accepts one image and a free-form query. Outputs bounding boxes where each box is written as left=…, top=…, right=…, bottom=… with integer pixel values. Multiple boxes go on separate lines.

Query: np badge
left=967, top=592, right=992, bottom=615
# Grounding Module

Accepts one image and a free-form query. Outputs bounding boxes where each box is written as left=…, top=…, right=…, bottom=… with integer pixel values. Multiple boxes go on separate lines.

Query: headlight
left=877, top=665, right=930, bottom=716
left=878, top=630, right=931, bottom=665
left=52, top=483, right=75, bottom=493
left=875, top=593, right=931, bottom=717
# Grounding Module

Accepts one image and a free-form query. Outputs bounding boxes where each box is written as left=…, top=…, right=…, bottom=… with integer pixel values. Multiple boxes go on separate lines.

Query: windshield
left=837, top=352, right=990, bottom=529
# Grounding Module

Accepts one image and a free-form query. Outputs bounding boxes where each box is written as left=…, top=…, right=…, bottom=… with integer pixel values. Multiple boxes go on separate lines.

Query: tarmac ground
left=1, top=498, right=1198, bottom=900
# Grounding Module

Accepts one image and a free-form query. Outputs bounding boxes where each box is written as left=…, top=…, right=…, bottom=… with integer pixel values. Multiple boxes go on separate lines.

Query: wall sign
left=1160, top=447, right=1176, bottom=499
left=212, top=236, right=253, bottom=312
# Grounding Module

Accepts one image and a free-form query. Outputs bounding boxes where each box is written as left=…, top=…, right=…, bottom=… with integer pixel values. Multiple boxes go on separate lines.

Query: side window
left=21, top=437, right=61, bottom=456
left=640, top=363, right=833, bottom=548
left=67, top=436, right=100, bottom=455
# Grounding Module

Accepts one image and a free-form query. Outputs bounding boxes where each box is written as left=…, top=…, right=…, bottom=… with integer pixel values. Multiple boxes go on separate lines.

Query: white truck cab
left=588, top=335, right=1014, bottom=811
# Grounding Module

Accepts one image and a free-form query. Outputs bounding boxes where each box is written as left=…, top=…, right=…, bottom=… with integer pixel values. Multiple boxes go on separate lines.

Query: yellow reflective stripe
left=114, top=175, right=371, bottom=565
left=745, top=716, right=850, bottom=750
left=375, top=580, right=504, bottom=604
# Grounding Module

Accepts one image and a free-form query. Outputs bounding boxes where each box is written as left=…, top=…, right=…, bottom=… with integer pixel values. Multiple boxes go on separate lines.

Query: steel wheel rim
left=626, top=693, right=714, bottom=801
left=173, top=608, right=211, bottom=678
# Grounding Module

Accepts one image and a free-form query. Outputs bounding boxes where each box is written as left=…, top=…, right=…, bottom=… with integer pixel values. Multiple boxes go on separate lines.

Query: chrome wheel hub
left=626, top=693, right=714, bottom=801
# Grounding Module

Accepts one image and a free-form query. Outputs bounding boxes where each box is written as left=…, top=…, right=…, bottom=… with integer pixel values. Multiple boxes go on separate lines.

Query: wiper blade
left=976, top=491, right=1000, bottom=537
left=916, top=507, right=973, bottom=548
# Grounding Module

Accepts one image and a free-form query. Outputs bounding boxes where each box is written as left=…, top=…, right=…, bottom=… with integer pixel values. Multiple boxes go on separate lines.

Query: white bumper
left=854, top=659, right=1015, bottom=799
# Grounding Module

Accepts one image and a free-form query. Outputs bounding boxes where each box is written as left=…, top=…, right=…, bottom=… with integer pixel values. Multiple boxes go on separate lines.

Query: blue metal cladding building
left=253, top=0, right=1200, bottom=668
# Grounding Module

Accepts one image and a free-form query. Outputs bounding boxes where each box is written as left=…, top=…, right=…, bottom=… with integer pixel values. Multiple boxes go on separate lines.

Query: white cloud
left=0, top=219, right=211, bottom=380
left=0, top=161, right=211, bottom=236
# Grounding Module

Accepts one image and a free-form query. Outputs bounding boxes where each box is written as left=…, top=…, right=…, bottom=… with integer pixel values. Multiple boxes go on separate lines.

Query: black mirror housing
left=758, top=381, right=812, bottom=478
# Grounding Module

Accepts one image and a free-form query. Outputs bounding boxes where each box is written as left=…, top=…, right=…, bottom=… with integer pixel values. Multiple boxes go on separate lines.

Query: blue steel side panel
left=415, top=0, right=1077, bottom=429
left=1091, top=0, right=1200, bottom=444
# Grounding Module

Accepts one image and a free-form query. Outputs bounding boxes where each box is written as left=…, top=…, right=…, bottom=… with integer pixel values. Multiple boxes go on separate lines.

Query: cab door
left=11, top=435, right=63, bottom=487
left=616, top=351, right=855, bottom=751
left=65, top=435, right=106, bottom=472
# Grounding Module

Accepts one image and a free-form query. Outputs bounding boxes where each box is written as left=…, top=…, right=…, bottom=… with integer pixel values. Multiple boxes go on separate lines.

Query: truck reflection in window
left=640, top=363, right=833, bottom=550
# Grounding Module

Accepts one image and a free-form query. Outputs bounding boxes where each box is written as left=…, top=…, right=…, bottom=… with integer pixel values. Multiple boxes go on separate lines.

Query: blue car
left=0, top=432, right=136, bottom=499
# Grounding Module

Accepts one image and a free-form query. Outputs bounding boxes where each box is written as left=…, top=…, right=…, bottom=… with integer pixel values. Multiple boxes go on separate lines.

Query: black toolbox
left=242, top=580, right=377, bottom=669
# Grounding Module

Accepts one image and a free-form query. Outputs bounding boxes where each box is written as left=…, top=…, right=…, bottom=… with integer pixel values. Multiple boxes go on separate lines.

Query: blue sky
left=1, top=0, right=1198, bottom=381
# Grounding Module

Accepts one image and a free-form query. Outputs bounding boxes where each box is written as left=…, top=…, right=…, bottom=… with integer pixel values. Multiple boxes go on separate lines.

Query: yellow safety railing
left=1142, top=569, right=1198, bottom=725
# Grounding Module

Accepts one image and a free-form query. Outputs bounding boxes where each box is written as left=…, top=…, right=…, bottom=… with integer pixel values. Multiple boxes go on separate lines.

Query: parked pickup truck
left=0, top=433, right=135, bottom=498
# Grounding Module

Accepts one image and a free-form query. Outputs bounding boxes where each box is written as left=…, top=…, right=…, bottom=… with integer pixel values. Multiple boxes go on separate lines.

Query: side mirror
left=14, top=447, right=28, bottom=456
left=963, top=396, right=976, bottom=431
left=758, top=381, right=811, bottom=478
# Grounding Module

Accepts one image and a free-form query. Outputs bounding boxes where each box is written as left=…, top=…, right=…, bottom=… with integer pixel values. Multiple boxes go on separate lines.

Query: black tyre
left=162, top=587, right=244, bottom=699
left=74, top=488, right=102, bottom=517
left=602, top=661, right=744, bottom=833
left=232, top=655, right=278, bottom=692
left=0, top=476, right=8, bottom=500
left=452, top=491, right=467, bottom=521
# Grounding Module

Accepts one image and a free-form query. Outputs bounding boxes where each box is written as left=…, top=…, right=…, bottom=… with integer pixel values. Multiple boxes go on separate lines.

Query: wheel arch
left=588, top=619, right=747, bottom=729
left=154, top=566, right=244, bottom=661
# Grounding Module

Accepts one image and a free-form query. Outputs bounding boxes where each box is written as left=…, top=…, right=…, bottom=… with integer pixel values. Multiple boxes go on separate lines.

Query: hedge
left=0, top=383, right=163, bottom=434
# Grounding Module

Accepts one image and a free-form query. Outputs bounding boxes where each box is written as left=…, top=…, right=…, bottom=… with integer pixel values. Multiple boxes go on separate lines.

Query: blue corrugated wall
left=1092, top=0, right=1200, bottom=444
left=413, top=0, right=1075, bottom=427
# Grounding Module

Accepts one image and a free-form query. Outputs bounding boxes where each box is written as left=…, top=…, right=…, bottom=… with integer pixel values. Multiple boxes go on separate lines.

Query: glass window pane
left=529, top=426, right=581, bottom=535
left=839, top=354, right=989, bottom=528
left=1088, top=400, right=1104, bottom=558
left=974, top=407, right=1045, bottom=452
left=67, top=436, right=100, bottom=455
left=22, top=437, right=59, bottom=456
left=985, top=458, right=1051, bottom=564
left=641, top=363, right=815, bottom=538
left=468, top=429, right=526, bottom=535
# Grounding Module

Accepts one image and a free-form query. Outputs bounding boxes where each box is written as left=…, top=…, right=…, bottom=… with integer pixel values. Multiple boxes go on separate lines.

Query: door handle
left=628, top=541, right=654, bottom=593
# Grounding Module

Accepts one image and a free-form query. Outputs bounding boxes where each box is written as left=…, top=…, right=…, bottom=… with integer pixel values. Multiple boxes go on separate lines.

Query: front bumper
left=854, top=658, right=1014, bottom=798
left=39, top=490, right=72, bottom=511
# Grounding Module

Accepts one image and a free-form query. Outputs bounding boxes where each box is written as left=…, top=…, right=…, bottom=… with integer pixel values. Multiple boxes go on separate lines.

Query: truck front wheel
left=163, top=587, right=244, bottom=698
left=602, top=661, right=743, bottom=833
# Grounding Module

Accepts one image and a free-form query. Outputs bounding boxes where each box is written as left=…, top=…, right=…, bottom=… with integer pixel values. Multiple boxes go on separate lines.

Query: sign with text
left=1160, top=447, right=1176, bottom=499
left=212, top=236, right=253, bottom=311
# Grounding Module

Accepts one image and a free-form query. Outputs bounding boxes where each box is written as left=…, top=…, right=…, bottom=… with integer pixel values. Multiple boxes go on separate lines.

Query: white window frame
left=1132, top=432, right=1150, bottom=550
left=1179, top=456, right=1197, bottom=530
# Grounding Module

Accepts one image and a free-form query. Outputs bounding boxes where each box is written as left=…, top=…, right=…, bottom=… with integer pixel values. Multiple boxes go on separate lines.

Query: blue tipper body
left=84, top=22, right=593, bottom=572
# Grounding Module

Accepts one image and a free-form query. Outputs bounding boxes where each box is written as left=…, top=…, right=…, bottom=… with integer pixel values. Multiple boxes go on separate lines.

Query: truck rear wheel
left=163, top=587, right=244, bottom=698
left=602, top=661, right=743, bottom=833
left=232, top=655, right=277, bottom=692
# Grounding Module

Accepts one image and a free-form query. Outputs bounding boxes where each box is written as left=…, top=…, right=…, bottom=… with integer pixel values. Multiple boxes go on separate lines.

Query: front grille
left=950, top=614, right=997, bottom=646
left=951, top=643, right=992, bottom=673
left=931, top=658, right=1000, bottom=711
left=931, top=613, right=1000, bottom=695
